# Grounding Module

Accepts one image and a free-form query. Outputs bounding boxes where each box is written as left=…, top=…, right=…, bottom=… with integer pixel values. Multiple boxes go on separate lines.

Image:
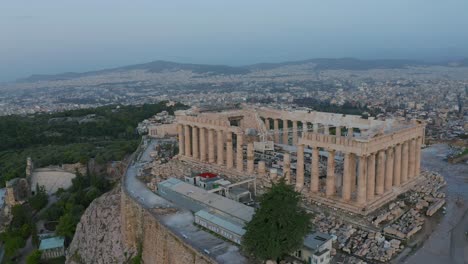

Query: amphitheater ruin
left=176, top=106, right=425, bottom=215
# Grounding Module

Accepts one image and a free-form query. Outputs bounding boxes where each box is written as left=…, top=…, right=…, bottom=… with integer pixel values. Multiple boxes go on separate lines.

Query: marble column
left=283, top=153, right=291, bottom=183
left=310, top=147, right=319, bottom=193
left=217, top=130, right=224, bottom=166
left=184, top=125, right=191, bottom=157
left=236, top=133, right=244, bottom=171
left=375, top=150, right=385, bottom=195
left=326, top=150, right=336, bottom=196
left=385, top=147, right=394, bottom=192
left=295, top=144, right=305, bottom=190
left=342, top=153, right=352, bottom=201
left=393, top=144, right=401, bottom=186
left=199, top=128, right=206, bottom=162
left=292, top=121, right=298, bottom=145
left=415, top=137, right=422, bottom=176
left=282, top=119, right=289, bottom=145
left=324, top=125, right=330, bottom=135
left=336, top=126, right=341, bottom=136
left=401, top=141, right=409, bottom=183
left=367, top=153, right=376, bottom=201
left=350, top=154, right=357, bottom=193
left=226, top=132, right=233, bottom=168
left=357, top=155, right=368, bottom=204
left=348, top=127, right=354, bottom=137
left=408, top=139, right=416, bottom=179
left=258, top=160, right=266, bottom=176
left=265, top=118, right=271, bottom=130
left=274, top=119, right=280, bottom=143
left=177, top=124, right=184, bottom=156
left=247, top=142, right=254, bottom=173
left=313, top=123, right=319, bottom=133
left=192, top=126, right=199, bottom=159
left=302, top=121, right=308, bottom=136
left=208, top=129, right=215, bottom=163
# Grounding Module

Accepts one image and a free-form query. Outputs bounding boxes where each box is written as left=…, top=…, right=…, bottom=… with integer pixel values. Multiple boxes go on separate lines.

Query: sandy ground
left=31, top=168, right=76, bottom=195
left=403, top=144, right=468, bottom=264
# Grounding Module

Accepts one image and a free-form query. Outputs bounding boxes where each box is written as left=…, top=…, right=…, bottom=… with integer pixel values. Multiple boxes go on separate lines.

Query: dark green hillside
left=0, top=101, right=188, bottom=186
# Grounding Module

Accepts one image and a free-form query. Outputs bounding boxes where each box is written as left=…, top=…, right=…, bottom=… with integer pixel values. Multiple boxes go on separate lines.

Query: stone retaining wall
left=121, top=188, right=215, bottom=264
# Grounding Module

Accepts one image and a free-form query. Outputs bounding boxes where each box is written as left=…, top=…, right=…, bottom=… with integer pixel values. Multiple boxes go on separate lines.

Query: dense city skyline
left=2, top=0, right=468, bottom=81
left=1, top=1, right=467, bottom=264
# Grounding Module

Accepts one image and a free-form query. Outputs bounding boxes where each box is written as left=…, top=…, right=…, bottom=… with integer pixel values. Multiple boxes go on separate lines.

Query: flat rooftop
left=159, top=178, right=254, bottom=224
left=195, top=209, right=246, bottom=237
left=303, top=232, right=332, bottom=251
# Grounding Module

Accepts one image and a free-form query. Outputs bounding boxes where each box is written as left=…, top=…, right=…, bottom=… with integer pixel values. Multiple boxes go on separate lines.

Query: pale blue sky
left=1, top=0, right=468, bottom=81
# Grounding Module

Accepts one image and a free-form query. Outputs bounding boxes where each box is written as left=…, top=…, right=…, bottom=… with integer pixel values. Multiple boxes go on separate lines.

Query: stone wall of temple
left=175, top=106, right=426, bottom=215
left=148, top=123, right=178, bottom=138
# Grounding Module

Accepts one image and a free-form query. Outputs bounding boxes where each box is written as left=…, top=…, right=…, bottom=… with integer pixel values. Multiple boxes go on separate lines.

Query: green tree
left=1, top=234, right=25, bottom=258
left=31, top=225, right=39, bottom=247
left=242, top=179, right=311, bottom=262
left=28, top=184, right=49, bottom=211
left=10, top=205, right=32, bottom=233
left=56, top=213, right=77, bottom=239
left=26, top=249, right=42, bottom=264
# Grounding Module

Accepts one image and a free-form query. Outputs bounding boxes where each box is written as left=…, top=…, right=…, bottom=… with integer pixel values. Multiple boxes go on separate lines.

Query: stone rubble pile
left=371, top=201, right=406, bottom=227
left=311, top=171, right=449, bottom=262
left=409, top=171, right=446, bottom=215
left=339, top=256, right=368, bottom=264
left=380, top=171, right=446, bottom=238
left=150, top=160, right=191, bottom=180
left=345, top=230, right=403, bottom=262
left=412, top=171, right=446, bottom=199
left=312, top=213, right=404, bottom=262
left=383, top=208, right=424, bottom=239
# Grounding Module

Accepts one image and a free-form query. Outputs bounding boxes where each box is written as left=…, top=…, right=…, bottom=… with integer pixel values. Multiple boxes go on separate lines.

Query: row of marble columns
left=178, top=123, right=422, bottom=205
left=292, top=137, right=422, bottom=204
left=177, top=124, right=257, bottom=174
left=263, top=118, right=353, bottom=145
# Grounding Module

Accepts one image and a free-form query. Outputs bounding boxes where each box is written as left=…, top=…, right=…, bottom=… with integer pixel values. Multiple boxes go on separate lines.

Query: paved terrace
left=123, top=138, right=247, bottom=264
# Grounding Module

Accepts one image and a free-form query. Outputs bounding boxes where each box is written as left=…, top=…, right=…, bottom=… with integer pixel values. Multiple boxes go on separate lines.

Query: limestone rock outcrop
left=66, top=187, right=135, bottom=264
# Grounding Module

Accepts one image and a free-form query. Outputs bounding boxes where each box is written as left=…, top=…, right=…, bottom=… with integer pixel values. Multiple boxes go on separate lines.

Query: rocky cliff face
left=66, top=187, right=135, bottom=264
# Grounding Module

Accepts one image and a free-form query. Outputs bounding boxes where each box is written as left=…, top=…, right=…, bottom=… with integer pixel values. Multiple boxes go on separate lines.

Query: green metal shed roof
left=39, top=236, right=65, bottom=251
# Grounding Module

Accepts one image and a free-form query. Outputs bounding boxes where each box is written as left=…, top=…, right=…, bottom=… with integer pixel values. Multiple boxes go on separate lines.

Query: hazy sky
left=2, top=0, right=468, bottom=82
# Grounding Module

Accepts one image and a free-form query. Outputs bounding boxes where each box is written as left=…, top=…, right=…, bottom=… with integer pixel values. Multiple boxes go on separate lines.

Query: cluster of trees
left=42, top=170, right=111, bottom=240
left=0, top=101, right=187, bottom=186
left=0, top=169, right=110, bottom=262
left=0, top=102, right=185, bottom=149
left=25, top=250, right=42, bottom=264
left=28, top=185, right=49, bottom=211
left=0, top=205, right=34, bottom=260
left=0, top=101, right=187, bottom=261
left=0, top=186, right=48, bottom=262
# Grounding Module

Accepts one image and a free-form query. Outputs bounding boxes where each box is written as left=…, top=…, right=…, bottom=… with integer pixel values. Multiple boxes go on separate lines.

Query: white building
left=295, top=232, right=333, bottom=264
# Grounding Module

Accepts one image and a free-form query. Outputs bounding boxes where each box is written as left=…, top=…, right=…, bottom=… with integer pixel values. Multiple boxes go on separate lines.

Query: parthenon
left=175, top=105, right=425, bottom=215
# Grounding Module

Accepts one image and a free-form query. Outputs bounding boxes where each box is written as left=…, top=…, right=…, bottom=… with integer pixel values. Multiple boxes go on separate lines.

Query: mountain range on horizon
left=18, top=57, right=468, bottom=83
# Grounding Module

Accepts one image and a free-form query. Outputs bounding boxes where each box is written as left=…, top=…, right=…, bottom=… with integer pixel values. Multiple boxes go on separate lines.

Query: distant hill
left=17, top=57, right=468, bottom=83
left=19, top=60, right=250, bottom=82
left=245, top=58, right=429, bottom=71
